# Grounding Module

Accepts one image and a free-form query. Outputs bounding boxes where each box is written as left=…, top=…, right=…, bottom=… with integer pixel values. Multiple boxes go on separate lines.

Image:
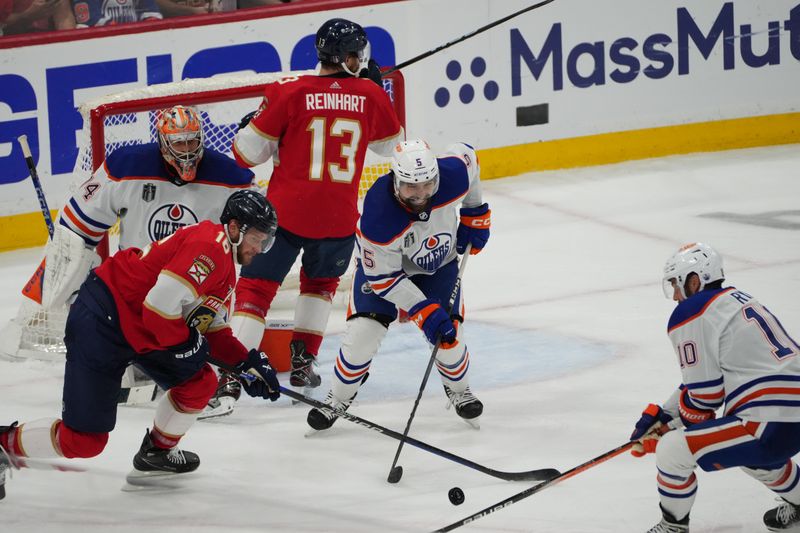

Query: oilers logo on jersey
left=411, top=233, right=452, bottom=272
left=148, top=204, right=199, bottom=242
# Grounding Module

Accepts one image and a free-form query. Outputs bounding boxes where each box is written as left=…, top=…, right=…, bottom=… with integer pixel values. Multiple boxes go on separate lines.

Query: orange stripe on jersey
left=685, top=424, right=750, bottom=455
left=691, top=390, right=725, bottom=400
left=62, top=205, right=106, bottom=238
left=370, top=275, right=401, bottom=291
left=668, top=288, right=735, bottom=333
left=727, top=386, right=800, bottom=414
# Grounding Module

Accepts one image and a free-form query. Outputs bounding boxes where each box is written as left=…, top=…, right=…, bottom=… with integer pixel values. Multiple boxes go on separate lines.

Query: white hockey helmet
left=662, top=242, right=725, bottom=299
left=392, top=139, right=439, bottom=211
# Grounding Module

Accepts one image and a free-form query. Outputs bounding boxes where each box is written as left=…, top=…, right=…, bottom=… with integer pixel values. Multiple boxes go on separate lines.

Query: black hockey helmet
left=220, top=190, right=278, bottom=249
left=315, top=18, right=368, bottom=66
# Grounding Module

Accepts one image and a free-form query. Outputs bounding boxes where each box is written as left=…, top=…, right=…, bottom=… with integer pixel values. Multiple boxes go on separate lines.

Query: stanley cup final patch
left=142, top=183, right=156, bottom=202
left=187, top=257, right=213, bottom=285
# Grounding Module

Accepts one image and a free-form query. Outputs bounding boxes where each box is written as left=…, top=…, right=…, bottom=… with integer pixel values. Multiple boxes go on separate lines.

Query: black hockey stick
left=382, top=0, right=557, bottom=76
left=208, top=357, right=558, bottom=482
left=18, top=134, right=54, bottom=238
left=433, top=441, right=634, bottom=532
left=387, top=245, right=471, bottom=484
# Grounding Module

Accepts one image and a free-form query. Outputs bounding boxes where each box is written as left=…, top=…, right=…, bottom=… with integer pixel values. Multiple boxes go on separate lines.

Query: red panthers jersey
left=233, top=73, right=403, bottom=239
left=95, top=220, right=247, bottom=365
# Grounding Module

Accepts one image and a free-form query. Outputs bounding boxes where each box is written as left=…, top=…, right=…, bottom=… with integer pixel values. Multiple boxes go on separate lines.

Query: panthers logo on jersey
left=148, top=203, right=199, bottom=242
left=411, top=233, right=452, bottom=272
left=186, top=296, right=224, bottom=334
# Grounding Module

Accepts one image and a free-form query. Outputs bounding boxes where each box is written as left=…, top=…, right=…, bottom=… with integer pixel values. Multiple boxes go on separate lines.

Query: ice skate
left=290, top=340, right=322, bottom=404
left=764, top=498, right=800, bottom=531
left=198, top=371, right=242, bottom=420
left=306, top=390, right=356, bottom=434
left=645, top=507, right=689, bottom=532
left=124, top=429, right=199, bottom=490
left=444, top=385, right=483, bottom=429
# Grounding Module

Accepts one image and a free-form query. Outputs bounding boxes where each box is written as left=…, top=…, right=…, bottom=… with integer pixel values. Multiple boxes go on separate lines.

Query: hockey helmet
left=220, top=190, right=278, bottom=252
left=392, top=139, right=439, bottom=212
left=157, top=105, right=204, bottom=184
left=315, top=18, right=369, bottom=76
left=662, top=242, right=725, bottom=299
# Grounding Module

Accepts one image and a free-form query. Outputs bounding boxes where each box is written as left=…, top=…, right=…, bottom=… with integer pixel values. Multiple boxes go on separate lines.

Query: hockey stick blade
left=279, top=385, right=559, bottom=482
left=433, top=441, right=634, bottom=532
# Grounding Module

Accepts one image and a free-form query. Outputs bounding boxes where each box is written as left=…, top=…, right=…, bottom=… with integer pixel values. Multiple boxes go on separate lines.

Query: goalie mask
left=392, top=139, right=439, bottom=213
left=662, top=242, right=724, bottom=300
left=157, top=105, right=204, bottom=185
left=315, top=18, right=370, bottom=76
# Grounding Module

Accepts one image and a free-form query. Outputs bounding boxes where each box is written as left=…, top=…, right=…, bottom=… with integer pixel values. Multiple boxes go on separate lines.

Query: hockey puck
left=448, top=487, right=465, bottom=506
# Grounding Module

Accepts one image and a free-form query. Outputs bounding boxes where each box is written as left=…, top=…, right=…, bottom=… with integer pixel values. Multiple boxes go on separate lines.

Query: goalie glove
left=42, top=224, right=101, bottom=309
left=630, top=403, right=674, bottom=457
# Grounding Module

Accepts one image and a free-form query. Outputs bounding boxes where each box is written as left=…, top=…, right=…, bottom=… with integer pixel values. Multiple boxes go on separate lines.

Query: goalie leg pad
left=330, top=317, right=386, bottom=401
left=43, top=224, right=101, bottom=309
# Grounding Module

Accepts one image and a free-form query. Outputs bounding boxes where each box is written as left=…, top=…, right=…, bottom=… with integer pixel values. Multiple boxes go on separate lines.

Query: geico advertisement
left=0, top=0, right=798, bottom=217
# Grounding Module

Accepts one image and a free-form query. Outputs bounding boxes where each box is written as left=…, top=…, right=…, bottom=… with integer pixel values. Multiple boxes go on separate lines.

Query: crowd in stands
left=0, top=0, right=308, bottom=35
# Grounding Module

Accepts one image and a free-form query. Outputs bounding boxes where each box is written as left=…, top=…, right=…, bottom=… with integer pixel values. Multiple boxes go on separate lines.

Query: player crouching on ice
left=630, top=243, right=800, bottom=533
left=307, top=139, right=491, bottom=431
left=0, top=190, right=281, bottom=499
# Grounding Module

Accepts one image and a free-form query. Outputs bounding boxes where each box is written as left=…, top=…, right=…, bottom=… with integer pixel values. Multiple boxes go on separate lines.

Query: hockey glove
left=630, top=403, right=673, bottom=457
left=408, top=299, right=457, bottom=346
left=235, top=349, right=280, bottom=401
left=456, top=203, right=491, bottom=255
left=359, top=59, right=383, bottom=87
left=237, top=111, right=256, bottom=132
left=678, top=388, right=715, bottom=427
left=169, top=327, right=209, bottom=361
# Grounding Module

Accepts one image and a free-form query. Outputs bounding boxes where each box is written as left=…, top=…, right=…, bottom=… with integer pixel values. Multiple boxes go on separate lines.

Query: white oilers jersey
left=667, top=287, right=800, bottom=422
left=58, top=144, right=254, bottom=251
left=357, top=143, right=482, bottom=312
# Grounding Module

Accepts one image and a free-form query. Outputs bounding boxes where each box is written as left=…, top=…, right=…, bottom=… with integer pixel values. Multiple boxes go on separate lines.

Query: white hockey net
left=1, top=69, right=406, bottom=361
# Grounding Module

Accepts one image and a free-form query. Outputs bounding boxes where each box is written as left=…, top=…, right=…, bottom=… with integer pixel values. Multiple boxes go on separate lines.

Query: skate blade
left=122, top=469, right=195, bottom=491
left=462, top=417, right=481, bottom=430
left=290, top=385, right=319, bottom=405
left=197, top=397, right=236, bottom=421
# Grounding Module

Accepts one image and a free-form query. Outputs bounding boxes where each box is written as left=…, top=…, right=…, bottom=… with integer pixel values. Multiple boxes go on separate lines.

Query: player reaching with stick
left=631, top=243, right=800, bottom=532
left=306, top=139, right=490, bottom=431
left=0, top=191, right=281, bottom=499
left=215, top=17, right=403, bottom=417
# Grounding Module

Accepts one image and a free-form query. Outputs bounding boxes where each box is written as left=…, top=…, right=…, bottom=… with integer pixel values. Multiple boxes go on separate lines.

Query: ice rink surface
left=1, top=144, right=799, bottom=532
